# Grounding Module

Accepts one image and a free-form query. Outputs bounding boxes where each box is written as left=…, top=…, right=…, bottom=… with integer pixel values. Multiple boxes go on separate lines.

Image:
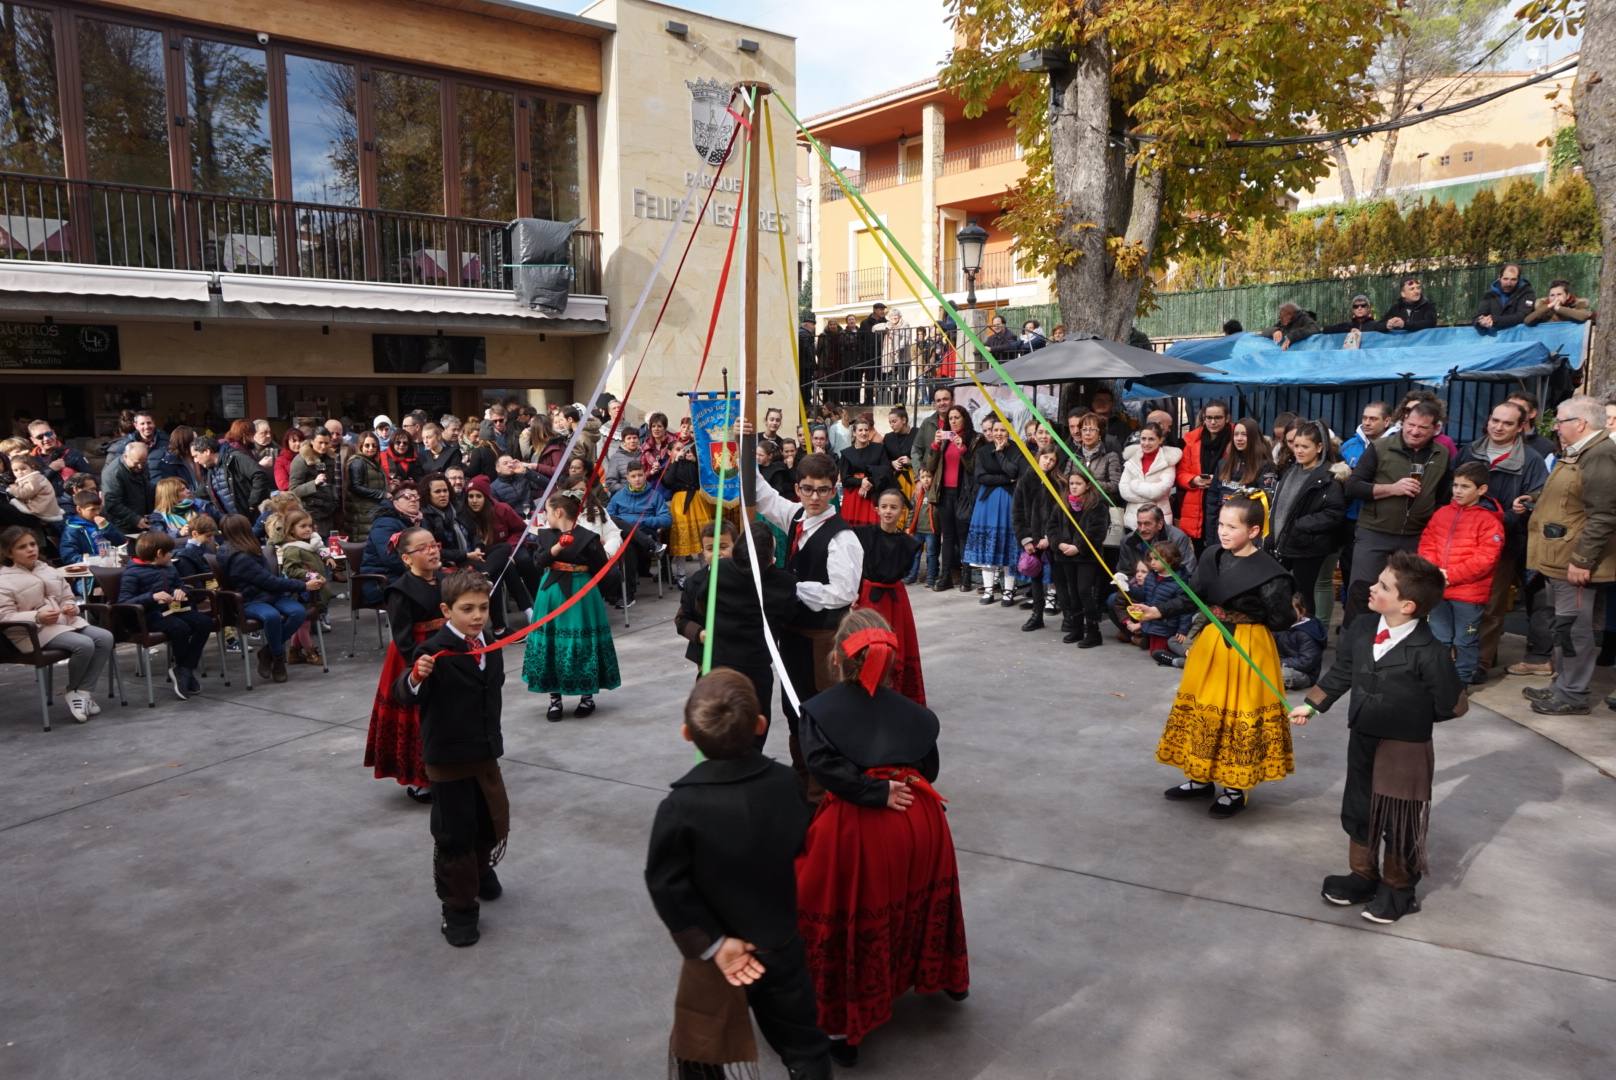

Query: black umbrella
left=977, top=334, right=1224, bottom=384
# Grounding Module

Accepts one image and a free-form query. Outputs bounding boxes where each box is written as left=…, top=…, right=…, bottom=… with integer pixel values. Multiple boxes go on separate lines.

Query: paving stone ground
left=2, top=583, right=1613, bottom=1079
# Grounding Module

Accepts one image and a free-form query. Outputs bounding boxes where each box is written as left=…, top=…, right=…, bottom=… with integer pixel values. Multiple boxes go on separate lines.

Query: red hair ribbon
left=841, top=627, right=898, bottom=696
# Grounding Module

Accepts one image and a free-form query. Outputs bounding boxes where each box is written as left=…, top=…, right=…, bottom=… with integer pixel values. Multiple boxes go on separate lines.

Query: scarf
left=1199, top=424, right=1232, bottom=475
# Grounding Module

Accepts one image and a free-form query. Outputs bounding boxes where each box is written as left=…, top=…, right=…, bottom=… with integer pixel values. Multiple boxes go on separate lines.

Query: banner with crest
left=689, top=391, right=741, bottom=503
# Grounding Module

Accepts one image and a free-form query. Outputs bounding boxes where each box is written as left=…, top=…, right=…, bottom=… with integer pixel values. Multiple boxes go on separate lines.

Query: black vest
left=787, top=508, right=851, bottom=629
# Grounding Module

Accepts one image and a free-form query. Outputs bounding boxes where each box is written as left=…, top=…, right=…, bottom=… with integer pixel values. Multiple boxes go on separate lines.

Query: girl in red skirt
left=796, top=609, right=968, bottom=1068
left=837, top=418, right=891, bottom=527
left=854, top=489, right=926, bottom=705
left=364, top=525, right=443, bottom=803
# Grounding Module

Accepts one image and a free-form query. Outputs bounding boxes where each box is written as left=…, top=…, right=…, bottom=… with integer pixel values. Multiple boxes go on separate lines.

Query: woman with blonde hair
left=152, top=476, right=198, bottom=538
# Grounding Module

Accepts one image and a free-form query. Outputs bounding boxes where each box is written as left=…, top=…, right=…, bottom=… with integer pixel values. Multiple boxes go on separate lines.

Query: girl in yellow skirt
left=1131, top=496, right=1295, bottom=818
left=661, top=438, right=742, bottom=584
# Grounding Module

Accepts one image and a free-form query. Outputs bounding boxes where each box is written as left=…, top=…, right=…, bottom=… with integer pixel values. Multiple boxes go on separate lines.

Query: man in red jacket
left=1416, top=461, right=1504, bottom=684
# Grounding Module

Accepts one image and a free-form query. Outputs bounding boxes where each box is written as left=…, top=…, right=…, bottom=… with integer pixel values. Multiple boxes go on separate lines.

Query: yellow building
left=0, top=0, right=797, bottom=438
left=1297, top=59, right=1579, bottom=209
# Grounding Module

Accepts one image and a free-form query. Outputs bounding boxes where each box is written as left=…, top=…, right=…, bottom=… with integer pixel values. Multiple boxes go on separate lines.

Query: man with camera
left=1522, top=395, right=1616, bottom=716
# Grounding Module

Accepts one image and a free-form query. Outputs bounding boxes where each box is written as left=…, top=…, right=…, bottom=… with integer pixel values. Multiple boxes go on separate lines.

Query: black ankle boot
left=1061, top=617, right=1080, bottom=644
left=1021, top=611, right=1044, bottom=632
left=1078, top=621, right=1103, bottom=649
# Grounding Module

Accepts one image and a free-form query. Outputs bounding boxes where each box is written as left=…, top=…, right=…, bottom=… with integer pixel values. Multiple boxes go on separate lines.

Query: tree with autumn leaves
left=942, top=1, right=1393, bottom=342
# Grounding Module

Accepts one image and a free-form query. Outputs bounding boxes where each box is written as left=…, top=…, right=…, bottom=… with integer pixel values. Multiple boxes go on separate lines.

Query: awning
left=0, top=262, right=213, bottom=302
left=215, top=274, right=607, bottom=324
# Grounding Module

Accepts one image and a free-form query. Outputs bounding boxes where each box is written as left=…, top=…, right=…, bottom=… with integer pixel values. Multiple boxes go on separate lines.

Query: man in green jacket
left=1523, top=395, right=1616, bottom=715
left=1342, top=401, right=1450, bottom=628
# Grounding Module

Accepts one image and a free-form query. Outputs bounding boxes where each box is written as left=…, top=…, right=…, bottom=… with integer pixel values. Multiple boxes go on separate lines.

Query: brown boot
left=1321, top=840, right=1379, bottom=906
left=302, top=647, right=324, bottom=666
left=256, top=647, right=274, bottom=681
left=271, top=655, right=289, bottom=683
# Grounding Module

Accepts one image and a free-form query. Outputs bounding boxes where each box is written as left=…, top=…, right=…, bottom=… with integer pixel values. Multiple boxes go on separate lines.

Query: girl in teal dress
left=523, top=494, right=621, bottom=722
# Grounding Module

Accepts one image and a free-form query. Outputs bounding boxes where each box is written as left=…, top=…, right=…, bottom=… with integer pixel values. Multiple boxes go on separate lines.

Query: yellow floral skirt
left=668, top=490, right=743, bottom=557
left=1155, top=622, right=1294, bottom=789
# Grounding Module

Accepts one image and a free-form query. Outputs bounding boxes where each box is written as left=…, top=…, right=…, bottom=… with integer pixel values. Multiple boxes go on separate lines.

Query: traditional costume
left=522, top=527, right=621, bottom=700
left=882, top=428, right=917, bottom=530
left=837, top=442, right=891, bottom=527
left=675, top=554, right=798, bottom=729
left=751, top=471, right=864, bottom=795
left=962, top=440, right=1023, bottom=602
left=853, top=525, right=925, bottom=704
left=1306, top=615, right=1465, bottom=923
left=1152, top=546, right=1295, bottom=811
left=646, top=752, right=833, bottom=1080
left=364, top=569, right=442, bottom=792
left=795, top=636, right=968, bottom=1053
left=394, top=622, right=509, bottom=947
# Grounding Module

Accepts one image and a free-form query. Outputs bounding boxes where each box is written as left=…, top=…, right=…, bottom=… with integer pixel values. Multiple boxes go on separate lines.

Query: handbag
left=1017, top=550, right=1044, bottom=578
left=1105, top=506, right=1125, bottom=548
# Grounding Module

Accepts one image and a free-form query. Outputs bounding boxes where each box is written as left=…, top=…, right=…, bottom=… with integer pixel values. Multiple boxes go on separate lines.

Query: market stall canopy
left=1144, top=322, right=1592, bottom=399
left=977, top=333, right=1225, bottom=384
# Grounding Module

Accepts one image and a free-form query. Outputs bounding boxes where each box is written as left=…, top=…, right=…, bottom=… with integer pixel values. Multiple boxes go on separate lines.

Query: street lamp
left=956, top=220, right=988, bottom=310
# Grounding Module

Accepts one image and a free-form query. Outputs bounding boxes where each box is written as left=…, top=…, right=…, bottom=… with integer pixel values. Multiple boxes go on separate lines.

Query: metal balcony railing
left=940, top=136, right=1019, bottom=175
left=0, top=170, right=602, bottom=295
left=835, top=265, right=891, bottom=305
left=939, top=249, right=1030, bottom=292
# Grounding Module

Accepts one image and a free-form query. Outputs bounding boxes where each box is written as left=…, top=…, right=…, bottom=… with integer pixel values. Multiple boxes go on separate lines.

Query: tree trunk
left=1576, top=0, right=1615, bottom=397
left=1330, top=142, right=1358, bottom=203
left=1370, top=128, right=1402, bottom=200
left=1049, top=18, right=1162, bottom=343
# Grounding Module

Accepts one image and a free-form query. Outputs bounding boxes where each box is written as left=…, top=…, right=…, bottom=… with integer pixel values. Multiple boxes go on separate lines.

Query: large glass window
left=372, top=70, right=442, bottom=214
left=457, top=84, right=514, bottom=221
left=182, top=38, right=271, bottom=198
left=0, top=3, right=62, bottom=176
left=77, top=18, right=168, bottom=186
left=285, top=54, right=358, bottom=205
left=530, top=99, right=585, bottom=222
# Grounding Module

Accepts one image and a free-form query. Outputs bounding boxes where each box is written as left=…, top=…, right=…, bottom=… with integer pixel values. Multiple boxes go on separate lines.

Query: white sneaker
left=65, top=691, right=90, bottom=723
left=86, top=693, right=102, bottom=716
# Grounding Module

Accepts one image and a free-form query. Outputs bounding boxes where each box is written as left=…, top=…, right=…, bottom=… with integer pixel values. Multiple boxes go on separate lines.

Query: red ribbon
left=841, top=626, right=898, bottom=696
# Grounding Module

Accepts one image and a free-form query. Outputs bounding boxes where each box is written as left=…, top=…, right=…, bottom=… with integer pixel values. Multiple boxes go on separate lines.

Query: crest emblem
left=686, top=78, right=736, bottom=166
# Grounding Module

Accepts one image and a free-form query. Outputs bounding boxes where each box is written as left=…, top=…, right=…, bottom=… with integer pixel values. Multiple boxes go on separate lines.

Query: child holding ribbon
left=794, top=609, right=968, bottom=1068
left=523, top=493, right=621, bottom=722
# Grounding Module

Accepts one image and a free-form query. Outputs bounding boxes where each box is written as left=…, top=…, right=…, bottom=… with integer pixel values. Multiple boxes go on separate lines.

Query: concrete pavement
left=2, top=584, right=1612, bottom=1079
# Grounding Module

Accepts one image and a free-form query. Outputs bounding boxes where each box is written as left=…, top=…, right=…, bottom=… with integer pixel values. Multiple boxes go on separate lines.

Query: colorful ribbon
left=841, top=626, right=898, bottom=696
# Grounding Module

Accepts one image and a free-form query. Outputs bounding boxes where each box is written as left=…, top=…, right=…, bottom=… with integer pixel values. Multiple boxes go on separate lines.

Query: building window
left=77, top=18, right=169, bottom=186
left=372, top=70, right=443, bottom=215
left=182, top=38, right=272, bottom=198
left=531, top=98, right=584, bottom=221
left=1462, top=150, right=1474, bottom=163
left=1438, top=154, right=1450, bottom=166
left=285, top=54, right=358, bottom=205
left=458, top=85, right=516, bottom=220
left=0, top=3, right=64, bottom=176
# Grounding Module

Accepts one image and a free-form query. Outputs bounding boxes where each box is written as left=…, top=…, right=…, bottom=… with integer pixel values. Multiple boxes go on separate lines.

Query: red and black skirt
left=856, top=579, right=925, bottom=706
left=840, top=483, right=879, bottom=526
left=796, top=767, right=969, bottom=1046
left=363, top=618, right=445, bottom=788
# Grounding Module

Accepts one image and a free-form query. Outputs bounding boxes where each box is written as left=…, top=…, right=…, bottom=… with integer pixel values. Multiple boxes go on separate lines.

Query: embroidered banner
left=690, top=391, right=741, bottom=503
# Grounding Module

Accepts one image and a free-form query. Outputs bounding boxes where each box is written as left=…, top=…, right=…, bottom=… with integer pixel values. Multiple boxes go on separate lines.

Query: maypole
left=738, top=80, right=771, bottom=525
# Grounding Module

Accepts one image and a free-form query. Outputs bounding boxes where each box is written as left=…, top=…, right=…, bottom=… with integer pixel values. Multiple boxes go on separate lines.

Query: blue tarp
left=1162, top=322, right=1590, bottom=385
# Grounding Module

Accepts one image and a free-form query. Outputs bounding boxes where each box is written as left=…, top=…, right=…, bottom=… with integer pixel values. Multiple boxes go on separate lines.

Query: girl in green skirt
left=523, top=493, right=621, bottom=722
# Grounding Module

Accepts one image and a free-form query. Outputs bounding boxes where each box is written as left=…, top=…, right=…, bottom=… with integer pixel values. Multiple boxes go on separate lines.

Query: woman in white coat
left=1118, top=423, right=1182, bottom=530
left=0, top=525, right=115, bottom=722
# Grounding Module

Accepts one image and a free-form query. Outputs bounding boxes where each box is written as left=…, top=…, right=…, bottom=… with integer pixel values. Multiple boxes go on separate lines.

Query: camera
left=255, top=31, right=270, bottom=45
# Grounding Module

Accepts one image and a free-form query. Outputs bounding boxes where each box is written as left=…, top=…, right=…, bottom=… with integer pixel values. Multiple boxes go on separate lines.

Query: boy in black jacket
left=395, top=569, right=508, bottom=948
left=1292, top=550, right=1465, bottom=924
left=645, top=670, right=832, bottom=1080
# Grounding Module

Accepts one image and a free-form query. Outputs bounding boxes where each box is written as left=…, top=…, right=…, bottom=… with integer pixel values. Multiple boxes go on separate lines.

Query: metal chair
left=339, top=539, right=388, bottom=657
left=180, top=572, right=234, bottom=685
left=88, top=565, right=170, bottom=708
left=0, top=624, right=74, bottom=731
left=205, top=554, right=265, bottom=690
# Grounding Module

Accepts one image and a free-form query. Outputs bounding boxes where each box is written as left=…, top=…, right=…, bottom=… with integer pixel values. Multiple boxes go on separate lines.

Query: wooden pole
left=738, top=81, right=771, bottom=522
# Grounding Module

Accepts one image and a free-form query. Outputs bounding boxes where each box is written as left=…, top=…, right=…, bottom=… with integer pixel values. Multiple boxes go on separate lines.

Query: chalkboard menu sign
left=0, top=321, right=119, bottom=370
left=373, top=333, right=487, bottom=375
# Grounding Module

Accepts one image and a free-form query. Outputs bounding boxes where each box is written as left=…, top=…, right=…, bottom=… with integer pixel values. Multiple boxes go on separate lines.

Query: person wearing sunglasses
left=25, top=419, right=90, bottom=499
left=1323, top=294, right=1379, bottom=334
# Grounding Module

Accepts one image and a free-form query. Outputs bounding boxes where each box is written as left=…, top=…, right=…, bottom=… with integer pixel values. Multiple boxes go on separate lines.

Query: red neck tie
left=1374, top=628, right=1391, bottom=645
left=788, top=517, right=803, bottom=558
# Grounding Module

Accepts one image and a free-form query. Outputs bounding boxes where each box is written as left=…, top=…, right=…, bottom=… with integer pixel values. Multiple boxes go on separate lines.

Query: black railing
left=0, top=171, right=602, bottom=295
left=801, top=326, right=1021, bottom=411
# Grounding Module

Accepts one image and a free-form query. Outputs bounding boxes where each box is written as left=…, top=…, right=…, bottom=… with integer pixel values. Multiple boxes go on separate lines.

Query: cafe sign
left=0, top=321, right=119, bottom=370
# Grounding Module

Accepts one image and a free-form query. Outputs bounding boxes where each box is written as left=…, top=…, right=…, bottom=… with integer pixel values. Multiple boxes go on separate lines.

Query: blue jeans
left=915, top=532, right=939, bottom=582
left=246, top=596, right=308, bottom=656
left=1428, top=599, right=1484, bottom=681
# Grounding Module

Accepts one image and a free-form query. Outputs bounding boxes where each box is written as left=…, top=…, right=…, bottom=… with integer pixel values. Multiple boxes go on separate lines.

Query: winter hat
left=373, top=414, right=394, bottom=431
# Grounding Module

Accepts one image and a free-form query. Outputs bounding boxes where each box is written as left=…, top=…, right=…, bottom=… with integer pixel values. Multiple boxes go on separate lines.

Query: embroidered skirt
left=855, top=579, right=925, bottom=706
left=363, top=619, right=444, bottom=788
left=522, top=571, right=621, bottom=696
left=796, top=767, right=968, bottom=1045
left=1155, top=622, right=1294, bottom=789
left=962, top=486, right=1016, bottom=567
